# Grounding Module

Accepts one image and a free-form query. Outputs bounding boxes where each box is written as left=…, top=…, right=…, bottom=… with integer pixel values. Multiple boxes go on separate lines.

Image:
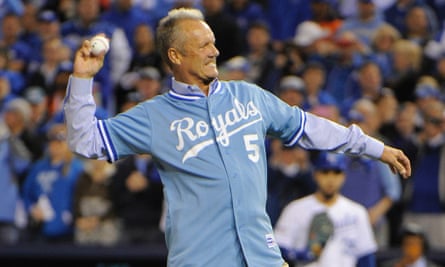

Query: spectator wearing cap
left=277, top=75, right=306, bottom=108
left=37, top=10, right=61, bottom=41
left=293, top=21, right=337, bottom=66
left=134, top=66, right=162, bottom=101
left=294, top=21, right=329, bottom=48
left=0, top=0, right=23, bottom=21
left=414, top=80, right=444, bottom=114
left=381, top=223, right=441, bottom=267
left=274, top=151, right=378, bottom=267
left=22, top=123, right=84, bottom=243
left=300, top=62, right=337, bottom=111
left=220, top=56, right=251, bottom=81
left=403, top=101, right=445, bottom=250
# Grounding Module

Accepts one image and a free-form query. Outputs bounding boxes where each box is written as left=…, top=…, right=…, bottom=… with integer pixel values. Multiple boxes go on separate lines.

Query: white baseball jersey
left=274, top=195, right=377, bottom=267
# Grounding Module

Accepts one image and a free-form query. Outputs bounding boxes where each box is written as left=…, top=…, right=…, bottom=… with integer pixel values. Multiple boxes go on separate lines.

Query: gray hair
left=156, top=8, right=204, bottom=67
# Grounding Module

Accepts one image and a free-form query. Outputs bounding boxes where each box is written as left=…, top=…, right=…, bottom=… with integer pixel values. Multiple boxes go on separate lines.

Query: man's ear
left=168, top=48, right=181, bottom=65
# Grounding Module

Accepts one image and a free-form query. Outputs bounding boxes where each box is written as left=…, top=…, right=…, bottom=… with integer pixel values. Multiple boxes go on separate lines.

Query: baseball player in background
left=274, top=152, right=378, bottom=267
left=63, top=7, right=411, bottom=267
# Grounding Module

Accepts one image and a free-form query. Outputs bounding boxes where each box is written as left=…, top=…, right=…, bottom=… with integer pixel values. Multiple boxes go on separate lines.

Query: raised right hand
left=72, top=34, right=108, bottom=79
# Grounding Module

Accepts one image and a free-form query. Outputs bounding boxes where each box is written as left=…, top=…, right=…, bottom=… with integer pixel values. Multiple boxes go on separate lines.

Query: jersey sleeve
left=63, top=76, right=108, bottom=160
left=257, top=87, right=307, bottom=146
left=257, top=87, right=384, bottom=159
left=64, top=76, right=153, bottom=163
left=297, top=113, right=384, bottom=159
left=98, top=103, right=153, bottom=162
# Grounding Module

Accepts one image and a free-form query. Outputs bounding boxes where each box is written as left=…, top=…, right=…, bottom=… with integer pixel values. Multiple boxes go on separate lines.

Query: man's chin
left=204, top=72, right=218, bottom=84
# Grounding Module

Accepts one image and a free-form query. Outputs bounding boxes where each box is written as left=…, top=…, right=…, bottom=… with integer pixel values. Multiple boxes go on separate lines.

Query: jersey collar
left=168, top=77, right=221, bottom=100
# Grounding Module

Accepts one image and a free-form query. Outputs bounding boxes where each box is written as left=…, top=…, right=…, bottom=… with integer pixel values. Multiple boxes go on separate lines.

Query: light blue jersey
left=64, top=76, right=384, bottom=267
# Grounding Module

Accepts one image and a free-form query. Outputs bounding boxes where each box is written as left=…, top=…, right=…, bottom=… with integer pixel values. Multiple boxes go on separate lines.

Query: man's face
left=314, top=170, right=345, bottom=199
left=402, top=235, right=424, bottom=263
left=175, top=20, right=219, bottom=86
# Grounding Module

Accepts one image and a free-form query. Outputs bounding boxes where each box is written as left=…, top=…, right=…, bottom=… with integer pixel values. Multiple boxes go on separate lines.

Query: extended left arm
left=297, top=112, right=411, bottom=178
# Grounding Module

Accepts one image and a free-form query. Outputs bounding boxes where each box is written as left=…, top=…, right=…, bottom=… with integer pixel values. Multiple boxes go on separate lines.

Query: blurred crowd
left=0, top=0, right=444, bottom=260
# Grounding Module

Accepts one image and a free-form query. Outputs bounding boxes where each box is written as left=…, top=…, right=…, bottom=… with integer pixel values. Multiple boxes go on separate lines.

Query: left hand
left=379, top=145, right=411, bottom=179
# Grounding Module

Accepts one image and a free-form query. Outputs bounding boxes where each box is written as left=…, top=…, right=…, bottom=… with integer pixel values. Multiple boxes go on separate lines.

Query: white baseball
left=90, top=36, right=109, bottom=56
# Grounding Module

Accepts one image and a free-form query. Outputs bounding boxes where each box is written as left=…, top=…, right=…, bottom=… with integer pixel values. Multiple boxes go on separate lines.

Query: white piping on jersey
left=284, top=110, right=307, bottom=147
left=168, top=90, right=203, bottom=100
left=168, top=78, right=222, bottom=100
left=97, top=120, right=117, bottom=162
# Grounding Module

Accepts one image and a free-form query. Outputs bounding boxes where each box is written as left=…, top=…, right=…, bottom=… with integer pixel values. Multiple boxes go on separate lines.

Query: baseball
left=90, top=35, right=109, bottom=56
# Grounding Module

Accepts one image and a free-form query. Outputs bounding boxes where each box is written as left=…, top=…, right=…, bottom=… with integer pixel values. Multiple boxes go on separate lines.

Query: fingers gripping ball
left=90, top=36, right=110, bottom=56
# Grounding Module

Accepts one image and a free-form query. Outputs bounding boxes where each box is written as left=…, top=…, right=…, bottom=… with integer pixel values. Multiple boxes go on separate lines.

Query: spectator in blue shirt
left=22, top=123, right=84, bottom=243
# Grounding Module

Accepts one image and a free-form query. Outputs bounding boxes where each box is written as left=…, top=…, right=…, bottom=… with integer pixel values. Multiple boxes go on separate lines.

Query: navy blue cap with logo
left=314, top=152, right=346, bottom=172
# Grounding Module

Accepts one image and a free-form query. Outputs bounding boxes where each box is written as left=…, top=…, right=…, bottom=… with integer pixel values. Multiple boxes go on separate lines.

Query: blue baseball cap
left=414, top=84, right=442, bottom=99
left=314, top=152, right=346, bottom=172
left=38, top=10, right=59, bottom=23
